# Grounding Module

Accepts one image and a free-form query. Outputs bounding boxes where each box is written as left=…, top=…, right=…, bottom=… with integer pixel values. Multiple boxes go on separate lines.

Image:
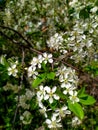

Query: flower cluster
left=27, top=53, right=80, bottom=129
left=56, top=65, right=79, bottom=103
left=27, top=52, right=53, bottom=78
left=47, top=32, right=68, bottom=55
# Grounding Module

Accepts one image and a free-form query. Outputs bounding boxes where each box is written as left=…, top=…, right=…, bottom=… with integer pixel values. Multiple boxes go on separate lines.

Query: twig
left=0, top=25, right=33, bottom=48
left=0, top=30, right=19, bottom=44
left=0, top=30, right=42, bottom=55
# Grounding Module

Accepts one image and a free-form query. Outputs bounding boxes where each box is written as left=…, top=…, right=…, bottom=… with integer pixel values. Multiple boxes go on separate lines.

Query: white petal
left=52, top=86, right=56, bottom=93
left=69, top=91, right=73, bottom=95
left=74, top=91, right=78, bottom=96
left=63, top=90, right=67, bottom=95
left=65, top=110, right=71, bottom=114
left=38, top=64, right=41, bottom=68
left=51, top=115, right=56, bottom=121
left=62, top=106, right=67, bottom=111
left=61, top=83, right=65, bottom=88
left=53, top=94, right=59, bottom=100
left=56, top=118, right=61, bottom=123
left=48, top=54, right=52, bottom=58
left=49, top=97, right=53, bottom=104
left=39, top=85, right=43, bottom=90
left=68, top=90, right=73, bottom=95
left=48, top=124, right=53, bottom=128
left=44, top=86, right=50, bottom=93
left=46, top=119, right=51, bottom=124
left=38, top=102, right=43, bottom=108
left=44, top=95, right=49, bottom=100
left=12, top=64, right=16, bottom=69
left=43, top=52, right=47, bottom=57
left=49, top=59, right=53, bottom=63
left=76, top=98, right=79, bottom=102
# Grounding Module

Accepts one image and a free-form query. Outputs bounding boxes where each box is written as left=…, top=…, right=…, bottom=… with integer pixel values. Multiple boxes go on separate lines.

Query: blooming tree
left=0, top=0, right=98, bottom=129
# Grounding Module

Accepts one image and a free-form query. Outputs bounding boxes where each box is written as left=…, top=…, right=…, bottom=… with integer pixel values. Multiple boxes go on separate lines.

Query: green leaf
left=78, top=87, right=85, bottom=97
left=78, top=92, right=89, bottom=98
left=42, top=62, right=47, bottom=71
left=68, top=100, right=84, bottom=120
left=80, top=95, right=96, bottom=105
left=47, top=72, right=55, bottom=80
left=32, top=73, right=46, bottom=88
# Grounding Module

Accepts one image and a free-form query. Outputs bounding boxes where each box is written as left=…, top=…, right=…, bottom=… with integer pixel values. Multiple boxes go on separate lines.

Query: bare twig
left=0, top=30, right=19, bottom=44
left=0, top=25, right=33, bottom=48
left=0, top=29, right=42, bottom=54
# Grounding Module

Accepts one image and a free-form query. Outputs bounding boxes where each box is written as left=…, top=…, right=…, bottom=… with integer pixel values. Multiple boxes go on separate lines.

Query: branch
left=0, top=29, right=80, bottom=71
left=0, top=30, right=18, bottom=44
left=0, top=30, right=42, bottom=54
left=0, top=25, right=84, bottom=73
left=0, top=25, right=33, bottom=48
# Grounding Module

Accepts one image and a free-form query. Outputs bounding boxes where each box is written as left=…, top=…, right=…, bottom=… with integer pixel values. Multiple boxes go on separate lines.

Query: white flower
left=28, top=66, right=38, bottom=78
left=63, top=83, right=74, bottom=95
left=31, top=55, right=43, bottom=68
left=69, top=91, right=79, bottom=103
left=18, top=95, right=30, bottom=109
left=46, top=115, right=62, bottom=128
left=39, top=102, right=47, bottom=118
left=56, top=65, right=67, bottom=79
left=55, top=105, right=71, bottom=118
left=20, top=111, right=32, bottom=125
left=44, top=86, right=59, bottom=104
left=25, top=89, right=34, bottom=100
left=60, top=73, right=74, bottom=86
left=8, top=64, right=18, bottom=77
left=72, top=116, right=82, bottom=126
left=43, top=53, right=53, bottom=64
left=47, top=33, right=63, bottom=51
left=37, top=85, right=46, bottom=101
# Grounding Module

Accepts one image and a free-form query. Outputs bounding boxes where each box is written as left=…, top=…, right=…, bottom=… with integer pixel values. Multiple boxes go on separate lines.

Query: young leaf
left=78, top=94, right=88, bottom=99
left=42, top=62, right=47, bottom=71
left=80, top=95, right=96, bottom=105
left=78, top=87, right=85, bottom=97
left=47, top=72, right=55, bottom=80
left=68, top=100, right=84, bottom=120
left=32, top=73, right=46, bottom=88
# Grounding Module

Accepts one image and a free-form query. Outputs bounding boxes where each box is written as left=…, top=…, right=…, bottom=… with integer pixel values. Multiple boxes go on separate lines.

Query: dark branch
left=0, top=30, right=42, bottom=54
left=0, top=25, right=33, bottom=48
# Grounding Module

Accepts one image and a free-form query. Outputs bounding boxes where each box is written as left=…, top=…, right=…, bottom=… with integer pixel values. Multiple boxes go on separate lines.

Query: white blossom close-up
left=44, top=86, right=59, bottom=104
left=43, top=53, right=53, bottom=64
left=46, top=114, right=62, bottom=128
left=55, top=105, right=71, bottom=118
left=37, top=85, right=46, bottom=101
left=69, top=91, right=79, bottom=104
left=8, top=64, right=18, bottom=77
left=20, top=111, right=32, bottom=125
left=72, top=116, right=82, bottom=126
